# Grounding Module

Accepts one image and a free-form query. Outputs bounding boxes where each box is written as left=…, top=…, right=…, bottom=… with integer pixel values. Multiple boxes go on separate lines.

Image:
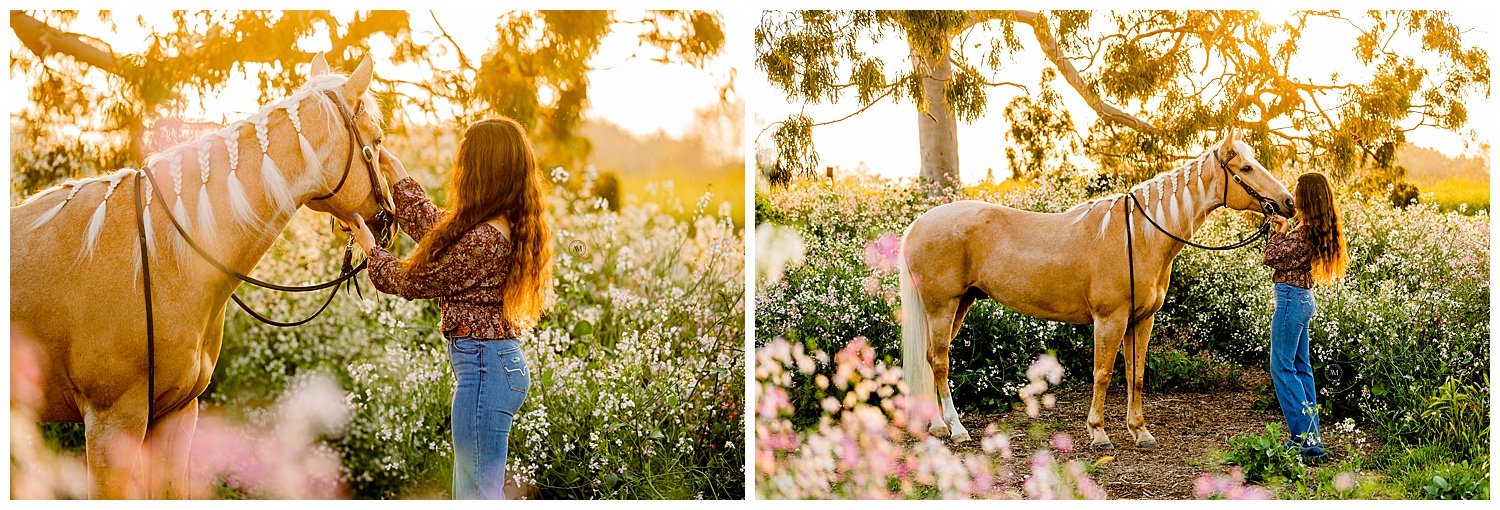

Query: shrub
left=1418, top=461, right=1489, bottom=500
left=1225, top=423, right=1306, bottom=483
left=1144, top=347, right=1244, bottom=393
left=1414, top=377, right=1490, bottom=460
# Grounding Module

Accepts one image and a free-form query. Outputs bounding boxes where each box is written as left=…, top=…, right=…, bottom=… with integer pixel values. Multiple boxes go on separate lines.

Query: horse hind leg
left=1087, top=313, right=1128, bottom=450
left=925, top=299, right=971, bottom=442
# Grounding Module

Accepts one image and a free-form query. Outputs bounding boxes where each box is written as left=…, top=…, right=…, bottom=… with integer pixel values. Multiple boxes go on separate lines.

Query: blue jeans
left=1269, top=283, right=1321, bottom=447
left=448, top=337, right=530, bottom=499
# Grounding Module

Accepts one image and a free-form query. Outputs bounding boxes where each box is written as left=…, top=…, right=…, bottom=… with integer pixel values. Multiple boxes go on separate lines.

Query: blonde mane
left=24, top=72, right=380, bottom=264
left=1070, top=149, right=1219, bottom=239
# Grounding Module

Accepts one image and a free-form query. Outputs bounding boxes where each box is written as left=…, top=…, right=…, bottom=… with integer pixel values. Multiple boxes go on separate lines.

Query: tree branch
left=429, top=10, right=474, bottom=71
left=971, top=10, right=1158, bottom=132
left=948, top=55, right=1029, bottom=93
left=814, top=84, right=902, bottom=127
left=11, top=11, right=121, bottom=75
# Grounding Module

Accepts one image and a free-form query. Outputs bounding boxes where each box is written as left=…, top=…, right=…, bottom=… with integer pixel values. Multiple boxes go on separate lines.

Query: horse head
left=295, top=52, right=393, bottom=238
left=1214, top=130, right=1296, bottom=218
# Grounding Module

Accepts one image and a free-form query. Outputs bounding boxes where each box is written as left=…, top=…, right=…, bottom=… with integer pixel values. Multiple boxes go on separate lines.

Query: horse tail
left=899, top=225, right=935, bottom=405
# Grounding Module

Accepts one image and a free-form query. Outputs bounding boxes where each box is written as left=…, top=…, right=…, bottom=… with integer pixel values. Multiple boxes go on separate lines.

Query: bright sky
left=11, top=10, right=745, bottom=141
left=750, top=10, right=1493, bottom=184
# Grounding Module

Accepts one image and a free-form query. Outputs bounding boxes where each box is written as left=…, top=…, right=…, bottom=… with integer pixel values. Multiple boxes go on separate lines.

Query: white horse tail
left=899, top=226, right=935, bottom=407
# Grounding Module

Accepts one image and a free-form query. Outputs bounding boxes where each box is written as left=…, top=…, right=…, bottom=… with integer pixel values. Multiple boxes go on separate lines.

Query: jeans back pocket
left=500, top=350, right=530, bottom=393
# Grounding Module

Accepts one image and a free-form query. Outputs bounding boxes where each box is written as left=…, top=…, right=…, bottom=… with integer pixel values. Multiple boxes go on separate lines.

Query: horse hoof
left=929, top=425, right=951, bottom=438
left=952, top=432, right=972, bottom=443
left=1093, top=442, right=1115, bottom=451
left=1137, top=440, right=1159, bottom=449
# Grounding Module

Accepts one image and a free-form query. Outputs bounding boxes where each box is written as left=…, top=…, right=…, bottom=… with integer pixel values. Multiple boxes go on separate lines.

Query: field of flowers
left=755, top=172, right=1489, bottom=499
left=206, top=165, right=746, bottom=499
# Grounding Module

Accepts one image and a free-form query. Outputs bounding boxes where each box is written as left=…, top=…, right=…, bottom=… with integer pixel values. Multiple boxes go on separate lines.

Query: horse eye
left=1240, top=165, right=1253, bottom=173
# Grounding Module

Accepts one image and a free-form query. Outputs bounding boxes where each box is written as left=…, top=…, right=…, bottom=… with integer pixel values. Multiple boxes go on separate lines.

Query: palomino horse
left=899, top=131, right=1294, bottom=448
left=11, top=53, right=391, bottom=498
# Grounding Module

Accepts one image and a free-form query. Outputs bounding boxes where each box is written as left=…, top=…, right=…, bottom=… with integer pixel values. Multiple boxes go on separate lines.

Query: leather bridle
left=132, top=87, right=393, bottom=423
left=1126, top=147, right=1280, bottom=252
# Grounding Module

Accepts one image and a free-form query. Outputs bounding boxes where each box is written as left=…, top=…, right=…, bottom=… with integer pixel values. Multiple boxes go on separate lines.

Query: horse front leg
left=1087, top=313, right=1128, bottom=449
left=924, top=303, right=970, bottom=442
left=83, top=397, right=149, bottom=499
left=1125, top=315, right=1158, bottom=448
left=144, top=399, right=200, bottom=498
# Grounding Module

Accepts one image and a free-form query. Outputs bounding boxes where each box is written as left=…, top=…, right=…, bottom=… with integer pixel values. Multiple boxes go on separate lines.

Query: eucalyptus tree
left=756, top=10, right=1487, bottom=189
left=12, top=10, right=724, bottom=194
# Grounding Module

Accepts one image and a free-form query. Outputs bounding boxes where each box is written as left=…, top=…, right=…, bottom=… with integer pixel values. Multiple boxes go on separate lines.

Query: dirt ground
left=945, top=376, right=1285, bottom=499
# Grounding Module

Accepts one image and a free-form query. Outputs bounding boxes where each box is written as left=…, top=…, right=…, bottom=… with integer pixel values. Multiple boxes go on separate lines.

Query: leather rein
left=132, top=88, right=392, bottom=422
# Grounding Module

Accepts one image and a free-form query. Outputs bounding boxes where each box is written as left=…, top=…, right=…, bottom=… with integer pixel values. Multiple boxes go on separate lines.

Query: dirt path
left=947, top=381, right=1283, bottom=499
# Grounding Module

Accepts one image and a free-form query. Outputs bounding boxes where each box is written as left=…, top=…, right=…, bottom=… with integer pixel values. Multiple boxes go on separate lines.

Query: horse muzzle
left=1262, top=197, right=1296, bottom=218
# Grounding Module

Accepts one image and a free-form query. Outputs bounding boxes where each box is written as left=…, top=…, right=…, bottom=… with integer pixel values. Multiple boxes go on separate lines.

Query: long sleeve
left=391, top=177, right=444, bottom=242
left=368, top=232, right=501, bottom=300
left=1262, top=227, right=1311, bottom=271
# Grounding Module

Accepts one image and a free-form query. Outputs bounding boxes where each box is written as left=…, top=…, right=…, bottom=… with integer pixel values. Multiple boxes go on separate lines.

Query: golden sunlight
left=1259, top=10, right=1293, bottom=27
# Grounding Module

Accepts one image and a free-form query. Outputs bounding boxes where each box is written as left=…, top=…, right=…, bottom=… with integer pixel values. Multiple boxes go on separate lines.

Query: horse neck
left=149, top=106, right=338, bottom=285
left=1129, top=154, right=1226, bottom=260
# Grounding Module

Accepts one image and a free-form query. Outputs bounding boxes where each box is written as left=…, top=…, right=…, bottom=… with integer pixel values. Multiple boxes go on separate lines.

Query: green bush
left=1144, top=347, right=1244, bottom=393
left=1225, top=423, right=1306, bottom=483
left=1418, top=461, right=1490, bottom=500
left=1415, top=377, right=1490, bottom=460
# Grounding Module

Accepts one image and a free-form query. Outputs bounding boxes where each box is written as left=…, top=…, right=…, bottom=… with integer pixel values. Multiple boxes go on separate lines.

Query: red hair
left=1295, top=172, right=1348, bottom=285
left=406, top=118, right=552, bottom=329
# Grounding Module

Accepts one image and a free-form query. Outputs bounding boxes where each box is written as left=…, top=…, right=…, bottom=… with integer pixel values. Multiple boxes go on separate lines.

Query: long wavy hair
left=1294, top=172, right=1348, bottom=285
left=405, top=118, right=552, bottom=329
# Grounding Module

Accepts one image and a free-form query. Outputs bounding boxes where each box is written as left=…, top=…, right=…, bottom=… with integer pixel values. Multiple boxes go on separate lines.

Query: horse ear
left=309, top=52, right=330, bottom=77
left=342, top=55, right=374, bottom=99
left=1222, top=129, right=1239, bottom=151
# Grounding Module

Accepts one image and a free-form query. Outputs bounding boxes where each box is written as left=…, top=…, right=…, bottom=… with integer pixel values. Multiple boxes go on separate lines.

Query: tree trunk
left=914, top=43, right=961, bottom=192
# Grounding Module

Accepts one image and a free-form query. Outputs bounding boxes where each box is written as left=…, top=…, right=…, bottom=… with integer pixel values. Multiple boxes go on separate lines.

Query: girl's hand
left=378, top=146, right=409, bottom=182
left=1269, top=214, right=1289, bottom=233
left=350, top=213, right=377, bottom=253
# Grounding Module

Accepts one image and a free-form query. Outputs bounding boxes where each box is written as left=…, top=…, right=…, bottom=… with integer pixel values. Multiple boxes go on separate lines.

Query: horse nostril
left=1284, top=199, right=1295, bottom=210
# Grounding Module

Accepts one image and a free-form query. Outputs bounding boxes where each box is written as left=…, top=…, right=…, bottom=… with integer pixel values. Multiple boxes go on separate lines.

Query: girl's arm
left=368, top=232, right=505, bottom=300
left=379, top=147, right=443, bottom=241
left=389, top=177, right=444, bottom=241
left=1262, top=228, right=1309, bottom=270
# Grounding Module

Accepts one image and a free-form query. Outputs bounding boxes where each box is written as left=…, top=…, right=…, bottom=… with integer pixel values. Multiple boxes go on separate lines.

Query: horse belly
left=974, top=270, right=1093, bottom=324
left=966, top=210, right=1095, bottom=324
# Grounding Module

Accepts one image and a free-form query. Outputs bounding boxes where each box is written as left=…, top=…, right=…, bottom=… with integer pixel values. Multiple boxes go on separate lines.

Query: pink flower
left=1050, top=432, right=1074, bottom=453
left=863, top=232, right=902, bottom=272
left=1333, top=471, right=1358, bottom=492
left=758, top=387, right=789, bottom=420
left=839, top=437, right=862, bottom=469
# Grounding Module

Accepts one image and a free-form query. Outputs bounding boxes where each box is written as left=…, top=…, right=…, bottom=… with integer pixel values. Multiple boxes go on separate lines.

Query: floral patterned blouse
left=1262, top=225, right=1313, bottom=289
left=369, top=177, right=520, bottom=339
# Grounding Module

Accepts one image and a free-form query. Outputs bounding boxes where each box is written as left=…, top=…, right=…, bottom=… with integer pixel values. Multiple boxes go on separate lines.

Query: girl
left=350, top=118, right=553, bottom=499
left=1262, top=172, right=1348, bottom=464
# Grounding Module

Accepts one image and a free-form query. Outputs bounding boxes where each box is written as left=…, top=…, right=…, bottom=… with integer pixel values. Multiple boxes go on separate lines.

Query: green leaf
left=572, top=320, right=594, bottom=338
